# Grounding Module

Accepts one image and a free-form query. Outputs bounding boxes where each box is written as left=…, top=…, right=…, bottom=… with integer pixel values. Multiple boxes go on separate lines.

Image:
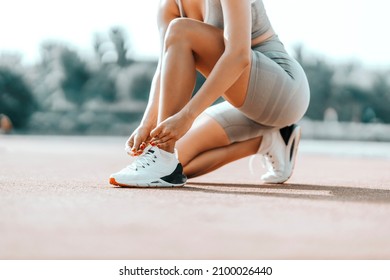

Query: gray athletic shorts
left=204, top=35, right=310, bottom=144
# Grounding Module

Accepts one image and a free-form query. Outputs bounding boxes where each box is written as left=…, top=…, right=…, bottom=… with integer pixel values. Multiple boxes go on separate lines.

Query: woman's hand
left=150, top=112, right=194, bottom=148
left=125, top=125, right=154, bottom=156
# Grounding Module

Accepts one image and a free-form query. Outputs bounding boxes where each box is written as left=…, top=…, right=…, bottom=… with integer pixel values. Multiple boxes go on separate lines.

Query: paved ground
left=1, top=135, right=390, bottom=259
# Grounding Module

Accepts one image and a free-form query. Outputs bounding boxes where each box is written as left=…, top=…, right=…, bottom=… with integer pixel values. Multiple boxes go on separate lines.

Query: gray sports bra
left=176, top=0, right=272, bottom=39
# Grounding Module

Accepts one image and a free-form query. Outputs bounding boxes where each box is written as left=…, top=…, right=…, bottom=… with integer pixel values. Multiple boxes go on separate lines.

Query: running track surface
left=1, top=135, right=390, bottom=259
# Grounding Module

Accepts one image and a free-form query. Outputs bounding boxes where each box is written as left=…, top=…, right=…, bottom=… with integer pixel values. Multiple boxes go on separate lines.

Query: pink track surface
left=1, top=135, right=390, bottom=259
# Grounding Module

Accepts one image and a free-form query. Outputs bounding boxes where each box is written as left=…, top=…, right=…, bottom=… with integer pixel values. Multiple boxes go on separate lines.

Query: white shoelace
left=249, top=154, right=273, bottom=175
left=127, top=150, right=157, bottom=171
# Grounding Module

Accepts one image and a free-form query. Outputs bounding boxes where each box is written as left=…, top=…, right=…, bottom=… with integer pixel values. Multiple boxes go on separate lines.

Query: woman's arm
left=183, top=0, right=252, bottom=119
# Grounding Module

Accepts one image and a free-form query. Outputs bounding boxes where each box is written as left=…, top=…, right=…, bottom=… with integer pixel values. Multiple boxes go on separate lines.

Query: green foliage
left=60, top=48, right=91, bottom=104
left=0, top=67, right=36, bottom=128
left=304, top=59, right=335, bottom=120
left=127, top=62, right=156, bottom=101
left=19, top=28, right=156, bottom=134
left=83, top=66, right=117, bottom=103
left=333, top=85, right=369, bottom=122
left=109, top=27, right=133, bottom=67
left=295, top=45, right=390, bottom=123
left=1, top=30, right=390, bottom=135
left=371, top=72, right=390, bottom=123
left=295, top=45, right=334, bottom=120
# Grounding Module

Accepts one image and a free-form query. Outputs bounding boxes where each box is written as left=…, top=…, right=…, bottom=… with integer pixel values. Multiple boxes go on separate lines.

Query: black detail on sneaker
left=279, top=124, right=297, bottom=146
left=290, top=139, right=295, bottom=161
left=160, top=163, right=187, bottom=185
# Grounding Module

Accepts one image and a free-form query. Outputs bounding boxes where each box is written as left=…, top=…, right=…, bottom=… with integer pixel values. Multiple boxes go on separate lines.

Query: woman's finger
left=125, top=136, right=134, bottom=153
left=153, top=135, right=174, bottom=146
left=150, top=125, right=163, bottom=139
left=133, top=135, right=146, bottom=152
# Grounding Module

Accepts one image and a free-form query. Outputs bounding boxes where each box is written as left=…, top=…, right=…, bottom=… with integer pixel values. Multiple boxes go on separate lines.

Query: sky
left=1, top=0, right=389, bottom=68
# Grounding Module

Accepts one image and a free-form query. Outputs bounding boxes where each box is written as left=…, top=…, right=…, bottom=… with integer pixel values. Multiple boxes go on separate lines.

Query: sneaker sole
left=109, top=164, right=187, bottom=188
left=109, top=177, right=186, bottom=188
left=264, top=125, right=301, bottom=184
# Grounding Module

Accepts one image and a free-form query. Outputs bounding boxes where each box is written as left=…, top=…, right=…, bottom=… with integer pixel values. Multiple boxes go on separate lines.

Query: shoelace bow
left=127, top=150, right=157, bottom=170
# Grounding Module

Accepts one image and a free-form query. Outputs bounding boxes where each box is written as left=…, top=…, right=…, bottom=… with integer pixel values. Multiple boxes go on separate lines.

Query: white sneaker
left=109, top=145, right=187, bottom=187
left=256, top=124, right=301, bottom=184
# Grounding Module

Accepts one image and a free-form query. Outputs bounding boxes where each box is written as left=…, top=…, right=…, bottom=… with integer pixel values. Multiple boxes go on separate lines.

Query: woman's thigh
left=205, top=101, right=276, bottom=143
left=241, top=49, right=310, bottom=127
left=165, top=18, right=251, bottom=107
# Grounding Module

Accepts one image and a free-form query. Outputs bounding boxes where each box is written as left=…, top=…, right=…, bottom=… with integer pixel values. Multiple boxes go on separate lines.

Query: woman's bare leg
left=183, top=138, right=262, bottom=178
left=158, top=18, right=251, bottom=152
left=176, top=114, right=262, bottom=178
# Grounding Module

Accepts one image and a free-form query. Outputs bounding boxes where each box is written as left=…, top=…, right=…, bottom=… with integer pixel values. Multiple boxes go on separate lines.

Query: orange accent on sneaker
left=110, top=177, right=130, bottom=187
left=109, top=177, right=137, bottom=187
left=109, top=177, right=119, bottom=186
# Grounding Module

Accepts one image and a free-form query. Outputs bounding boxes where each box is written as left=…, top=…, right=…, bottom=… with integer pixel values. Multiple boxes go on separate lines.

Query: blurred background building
left=0, top=0, right=389, bottom=140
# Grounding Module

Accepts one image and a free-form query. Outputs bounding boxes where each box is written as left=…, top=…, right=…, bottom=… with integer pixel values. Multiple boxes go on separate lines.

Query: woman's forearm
left=182, top=50, right=250, bottom=120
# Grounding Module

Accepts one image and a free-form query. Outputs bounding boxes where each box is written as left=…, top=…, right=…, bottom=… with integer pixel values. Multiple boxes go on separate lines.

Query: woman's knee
left=164, top=18, right=194, bottom=49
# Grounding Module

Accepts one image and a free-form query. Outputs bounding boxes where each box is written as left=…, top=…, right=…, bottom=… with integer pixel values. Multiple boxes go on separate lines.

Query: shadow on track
left=113, top=181, right=390, bottom=204
left=176, top=181, right=390, bottom=203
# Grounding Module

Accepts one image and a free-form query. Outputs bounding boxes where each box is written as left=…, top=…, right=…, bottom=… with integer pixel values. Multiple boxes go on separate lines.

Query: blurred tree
left=83, top=65, right=117, bottom=102
left=0, top=52, right=23, bottom=72
left=60, top=47, right=91, bottom=105
left=334, top=84, right=370, bottom=122
left=295, top=45, right=335, bottom=121
left=304, top=59, right=334, bottom=120
left=110, top=27, right=134, bottom=67
left=294, top=44, right=305, bottom=65
left=127, top=62, right=156, bottom=101
left=0, top=67, right=36, bottom=128
left=362, top=107, right=376, bottom=123
left=371, top=72, right=390, bottom=123
left=33, top=42, right=66, bottom=111
left=93, top=32, right=117, bottom=65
